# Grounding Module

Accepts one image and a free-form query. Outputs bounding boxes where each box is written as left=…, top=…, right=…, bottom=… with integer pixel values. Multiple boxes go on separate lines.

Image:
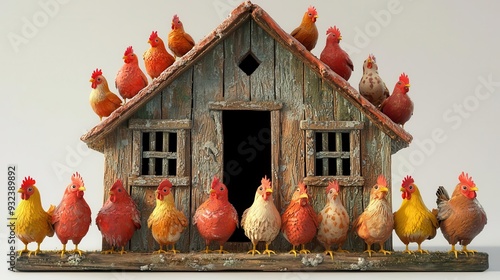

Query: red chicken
left=290, top=6, right=319, bottom=51
left=96, top=179, right=141, bottom=254
left=240, top=176, right=281, bottom=256
left=52, top=172, right=92, bottom=258
left=193, top=177, right=238, bottom=254
left=89, top=68, right=122, bottom=121
left=281, top=182, right=318, bottom=257
left=380, top=73, right=413, bottom=127
left=147, top=179, right=188, bottom=254
left=436, top=172, right=487, bottom=258
left=319, top=26, right=353, bottom=81
left=143, top=31, right=175, bottom=79
left=317, top=180, right=350, bottom=259
left=168, top=14, right=195, bottom=58
left=115, top=46, right=148, bottom=103
left=353, top=175, right=394, bottom=257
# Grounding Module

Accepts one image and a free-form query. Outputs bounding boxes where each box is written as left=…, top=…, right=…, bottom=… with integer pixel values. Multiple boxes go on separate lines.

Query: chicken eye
left=259, top=187, right=263, bottom=191
left=374, top=185, right=379, bottom=190
left=118, top=188, right=122, bottom=192
left=409, top=185, right=413, bottom=190
left=71, top=185, right=76, bottom=189
left=97, top=77, right=101, bottom=82
left=462, top=185, right=468, bottom=190
left=28, top=187, right=33, bottom=192
left=219, top=187, right=224, bottom=191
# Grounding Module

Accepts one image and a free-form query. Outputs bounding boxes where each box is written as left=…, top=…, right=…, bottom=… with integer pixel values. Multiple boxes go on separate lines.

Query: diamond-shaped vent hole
left=238, top=52, right=260, bottom=76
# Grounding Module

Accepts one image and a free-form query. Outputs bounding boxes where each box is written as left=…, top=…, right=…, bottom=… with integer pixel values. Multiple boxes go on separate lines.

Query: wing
left=106, top=92, right=122, bottom=106
left=346, top=55, right=354, bottom=71
left=436, top=186, right=452, bottom=221
left=183, top=33, right=195, bottom=48
left=290, top=26, right=301, bottom=37
left=240, top=207, right=249, bottom=229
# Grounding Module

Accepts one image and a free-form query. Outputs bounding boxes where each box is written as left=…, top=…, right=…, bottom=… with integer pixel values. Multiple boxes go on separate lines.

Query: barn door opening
left=222, top=110, right=272, bottom=242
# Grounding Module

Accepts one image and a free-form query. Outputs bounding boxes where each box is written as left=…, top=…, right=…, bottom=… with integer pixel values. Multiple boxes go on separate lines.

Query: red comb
left=149, top=31, right=158, bottom=41
left=158, top=178, right=172, bottom=189
left=307, top=6, right=317, bottom=15
left=298, top=182, right=307, bottom=193
left=261, top=176, right=271, bottom=188
left=326, top=26, right=341, bottom=37
left=124, top=46, right=134, bottom=56
left=91, top=68, right=102, bottom=80
left=21, top=176, right=36, bottom=188
left=211, top=176, right=220, bottom=189
left=399, top=73, right=410, bottom=85
left=71, top=172, right=84, bottom=186
left=459, top=172, right=475, bottom=187
left=377, top=175, right=387, bottom=186
left=326, top=180, right=340, bottom=194
left=172, top=14, right=180, bottom=22
left=401, top=175, right=414, bottom=189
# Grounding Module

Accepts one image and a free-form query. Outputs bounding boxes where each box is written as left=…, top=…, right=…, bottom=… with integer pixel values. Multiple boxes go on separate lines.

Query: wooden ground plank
left=15, top=251, right=488, bottom=272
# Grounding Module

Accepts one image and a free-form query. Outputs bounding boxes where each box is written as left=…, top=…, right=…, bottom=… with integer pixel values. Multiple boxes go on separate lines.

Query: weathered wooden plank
left=191, top=43, right=224, bottom=251
left=316, top=151, right=350, bottom=159
left=161, top=67, right=193, bottom=120
left=147, top=132, right=156, bottom=175
left=250, top=20, right=275, bottom=100
left=131, top=130, right=141, bottom=177
left=350, top=129, right=361, bottom=176
left=305, top=130, right=315, bottom=177
left=130, top=185, right=156, bottom=252
left=224, top=19, right=250, bottom=101
left=303, top=175, right=365, bottom=187
left=142, top=151, right=177, bottom=159
left=208, top=100, right=282, bottom=111
left=128, top=176, right=190, bottom=187
left=300, top=120, right=364, bottom=131
left=14, top=252, right=489, bottom=272
left=270, top=110, right=281, bottom=210
left=274, top=42, right=305, bottom=252
left=129, top=119, right=192, bottom=130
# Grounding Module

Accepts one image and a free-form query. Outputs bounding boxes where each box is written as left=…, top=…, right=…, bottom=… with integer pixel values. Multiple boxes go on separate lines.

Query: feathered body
left=89, top=68, right=122, bottom=121
left=290, top=6, right=318, bottom=51
left=240, top=176, right=281, bottom=256
left=436, top=172, right=487, bottom=258
left=353, top=175, right=394, bottom=257
left=147, top=179, right=188, bottom=254
left=14, top=177, right=55, bottom=256
left=393, top=176, right=438, bottom=254
left=320, top=26, right=353, bottom=81
left=96, top=179, right=141, bottom=254
left=115, top=46, right=148, bottom=102
left=168, top=14, right=195, bottom=58
left=359, top=54, right=389, bottom=107
left=281, top=182, right=318, bottom=257
left=52, top=172, right=92, bottom=257
left=380, top=73, right=413, bottom=127
left=193, top=177, right=238, bottom=253
left=317, top=181, right=350, bottom=259
left=143, top=31, right=175, bottom=79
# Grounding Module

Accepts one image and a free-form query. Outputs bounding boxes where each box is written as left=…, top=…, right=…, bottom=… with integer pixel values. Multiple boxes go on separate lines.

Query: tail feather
left=436, top=186, right=449, bottom=205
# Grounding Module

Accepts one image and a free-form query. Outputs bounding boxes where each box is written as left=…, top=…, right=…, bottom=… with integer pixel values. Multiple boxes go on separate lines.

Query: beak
left=380, top=186, right=389, bottom=193
left=210, top=189, right=215, bottom=194
left=265, top=188, right=273, bottom=194
left=148, top=40, right=151, bottom=44
left=299, top=193, right=308, bottom=199
left=89, top=78, right=94, bottom=83
left=79, top=186, right=86, bottom=191
left=108, top=190, right=113, bottom=195
left=400, top=187, right=405, bottom=192
left=405, top=84, right=411, bottom=88
left=122, top=55, right=127, bottom=60
left=17, top=189, right=23, bottom=193
left=339, top=35, right=343, bottom=40
left=470, top=186, right=478, bottom=191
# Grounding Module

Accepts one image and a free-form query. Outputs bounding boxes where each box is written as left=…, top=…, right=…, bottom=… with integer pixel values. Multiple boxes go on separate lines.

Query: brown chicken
left=290, top=6, right=318, bottom=51
left=353, top=175, right=394, bottom=257
left=436, top=172, right=487, bottom=258
left=241, top=176, right=281, bottom=256
left=168, top=14, right=195, bottom=58
left=317, top=180, right=350, bottom=259
left=281, top=182, right=318, bottom=257
left=193, top=177, right=238, bottom=254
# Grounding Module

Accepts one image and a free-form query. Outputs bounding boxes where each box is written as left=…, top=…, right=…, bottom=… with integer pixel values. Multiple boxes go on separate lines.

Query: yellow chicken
left=393, top=176, right=438, bottom=254
left=14, top=176, right=55, bottom=256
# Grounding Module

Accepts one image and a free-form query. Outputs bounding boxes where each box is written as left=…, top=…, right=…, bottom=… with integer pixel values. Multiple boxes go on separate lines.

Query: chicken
left=281, top=182, right=318, bottom=257
left=320, top=26, right=354, bottom=81
left=96, top=179, right=141, bottom=255
left=193, top=177, right=238, bottom=254
left=393, top=176, right=438, bottom=254
left=13, top=176, right=55, bottom=257
left=240, top=176, right=281, bottom=256
left=147, top=179, right=188, bottom=254
left=143, top=31, right=175, bottom=79
left=380, top=73, right=413, bottom=127
left=168, top=14, right=195, bottom=58
left=115, top=46, right=148, bottom=103
left=436, top=172, right=487, bottom=258
left=317, top=180, right=350, bottom=260
left=89, top=68, right=122, bottom=121
left=353, top=175, right=394, bottom=257
left=52, top=172, right=92, bottom=258
left=358, top=54, right=390, bottom=107
left=290, top=6, right=318, bottom=51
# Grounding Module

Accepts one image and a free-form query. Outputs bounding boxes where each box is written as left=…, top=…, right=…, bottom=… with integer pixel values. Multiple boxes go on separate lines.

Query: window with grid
left=141, top=131, right=177, bottom=176
left=301, top=120, right=364, bottom=186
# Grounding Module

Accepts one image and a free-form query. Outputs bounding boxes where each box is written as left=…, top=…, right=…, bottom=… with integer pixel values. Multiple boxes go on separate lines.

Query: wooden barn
left=80, top=1, right=412, bottom=254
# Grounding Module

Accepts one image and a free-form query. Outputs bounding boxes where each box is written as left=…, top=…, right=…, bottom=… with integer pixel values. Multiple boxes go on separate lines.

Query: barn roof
left=81, top=1, right=412, bottom=153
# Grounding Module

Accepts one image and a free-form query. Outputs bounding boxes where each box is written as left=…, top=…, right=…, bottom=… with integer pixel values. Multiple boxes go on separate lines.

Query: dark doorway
left=222, top=110, right=272, bottom=242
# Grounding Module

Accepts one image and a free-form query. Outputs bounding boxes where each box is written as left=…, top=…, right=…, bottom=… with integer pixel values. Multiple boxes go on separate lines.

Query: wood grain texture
left=250, top=19, right=275, bottom=100
left=224, top=19, right=251, bottom=101
left=14, top=251, right=489, bottom=272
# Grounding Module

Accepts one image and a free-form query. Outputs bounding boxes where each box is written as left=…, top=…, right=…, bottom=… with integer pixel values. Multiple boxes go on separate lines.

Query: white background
left=1, top=0, right=499, bottom=279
